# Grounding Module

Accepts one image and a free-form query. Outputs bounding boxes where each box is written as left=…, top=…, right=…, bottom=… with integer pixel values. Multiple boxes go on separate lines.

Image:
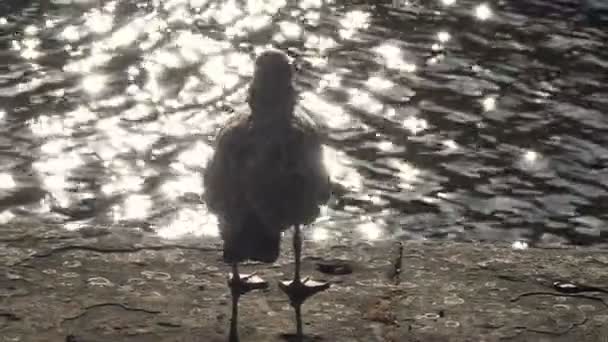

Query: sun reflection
left=201, top=57, right=239, bottom=89
left=64, top=50, right=112, bottom=73
left=387, top=159, right=420, bottom=189
left=104, top=0, right=118, bottom=12
left=299, top=0, right=322, bottom=9
left=366, top=76, right=394, bottom=91
left=82, top=74, right=107, bottom=95
left=358, top=220, right=383, bottom=241
left=311, top=227, right=329, bottom=241
left=339, top=10, right=370, bottom=39
left=162, top=175, right=203, bottom=199
left=322, top=146, right=363, bottom=191
left=20, top=37, right=41, bottom=59
left=24, top=25, right=39, bottom=36
left=0, top=173, right=16, bottom=189
left=40, top=176, right=72, bottom=208
left=437, top=31, right=451, bottom=43
left=40, top=140, right=67, bottom=155
left=86, top=10, right=114, bottom=34
left=348, top=88, right=383, bottom=113
left=402, top=116, right=428, bottom=134
left=176, top=31, right=224, bottom=62
left=475, top=3, right=492, bottom=20
left=102, top=175, right=144, bottom=195
left=341, top=10, right=370, bottom=30
left=512, top=240, right=529, bottom=250
left=377, top=141, right=394, bottom=152
left=318, top=73, right=341, bottom=90
left=157, top=207, right=219, bottom=239
left=29, top=116, right=71, bottom=137
left=22, top=38, right=40, bottom=49
left=300, top=91, right=352, bottom=129
left=442, top=139, right=459, bottom=150
left=108, top=23, right=141, bottom=48
left=11, top=40, right=20, bottom=52
left=0, top=17, right=7, bottom=26
left=244, top=0, right=286, bottom=14
left=213, top=0, right=244, bottom=25
left=44, top=18, right=57, bottom=28
left=228, top=14, right=272, bottom=38
left=190, top=0, right=207, bottom=9
left=305, top=35, right=337, bottom=53
left=482, top=96, right=496, bottom=111
left=306, top=55, right=328, bottom=68
left=279, top=21, right=302, bottom=40
left=113, top=194, right=152, bottom=221
left=34, top=152, right=84, bottom=176
left=21, top=49, right=40, bottom=60
left=517, top=149, right=548, bottom=172
left=168, top=5, right=194, bottom=25
left=524, top=150, right=538, bottom=163
left=0, top=211, right=14, bottom=224
left=374, top=43, right=417, bottom=72
left=441, top=0, right=456, bottom=5
left=61, top=26, right=81, bottom=42
left=155, top=51, right=182, bottom=68
left=127, top=66, right=140, bottom=78
left=178, top=142, right=214, bottom=168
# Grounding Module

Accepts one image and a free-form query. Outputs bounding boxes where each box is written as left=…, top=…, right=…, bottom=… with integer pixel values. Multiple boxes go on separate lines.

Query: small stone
left=421, top=313, right=440, bottom=320
left=578, top=304, right=596, bottom=312
left=445, top=320, right=460, bottom=328
left=316, top=259, right=353, bottom=275
left=444, top=296, right=465, bottom=305
left=593, top=315, right=608, bottom=324
left=157, top=321, right=181, bottom=328
left=365, top=299, right=396, bottom=325
left=399, top=282, right=418, bottom=289
left=553, top=304, right=570, bottom=310
left=127, top=277, right=146, bottom=285
left=141, top=271, right=171, bottom=281
left=6, top=272, right=22, bottom=280
left=62, top=272, right=80, bottom=278
left=63, top=260, right=82, bottom=268
left=87, top=277, right=114, bottom=287
left=42, top=268, right=57, bottom=275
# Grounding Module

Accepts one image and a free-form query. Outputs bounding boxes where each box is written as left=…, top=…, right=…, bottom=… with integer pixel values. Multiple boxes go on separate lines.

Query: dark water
left=0, top=0, right=606, bottom=247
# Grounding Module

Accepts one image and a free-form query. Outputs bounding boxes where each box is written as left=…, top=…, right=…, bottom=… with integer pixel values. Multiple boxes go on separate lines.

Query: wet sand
left=2, top=223, right=608, bottom=341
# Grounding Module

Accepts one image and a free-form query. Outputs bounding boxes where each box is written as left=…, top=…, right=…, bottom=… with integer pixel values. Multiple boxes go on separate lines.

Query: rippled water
left=0, top=0, right=606, bottom=247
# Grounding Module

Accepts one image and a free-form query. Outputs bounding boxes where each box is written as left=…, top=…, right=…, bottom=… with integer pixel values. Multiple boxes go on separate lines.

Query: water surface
left=0, top=0, right=607, bottom=247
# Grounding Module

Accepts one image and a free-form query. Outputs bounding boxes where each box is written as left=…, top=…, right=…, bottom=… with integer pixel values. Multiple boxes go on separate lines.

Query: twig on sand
left=62, top=302, right=162, bottom=322
left=510, top=291, right=608, bottom=308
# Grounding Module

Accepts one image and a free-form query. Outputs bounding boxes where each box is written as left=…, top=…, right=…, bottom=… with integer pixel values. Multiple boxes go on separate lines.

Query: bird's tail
left=222, top=213, right=281, bottom=264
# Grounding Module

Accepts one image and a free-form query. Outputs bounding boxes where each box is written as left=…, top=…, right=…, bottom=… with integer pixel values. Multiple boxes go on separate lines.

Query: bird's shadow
left=280, top=333, right=324, bottom=342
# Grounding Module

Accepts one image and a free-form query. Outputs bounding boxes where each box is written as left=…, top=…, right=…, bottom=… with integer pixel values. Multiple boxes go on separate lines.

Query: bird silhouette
left=203, top=49, right=331, bottom=342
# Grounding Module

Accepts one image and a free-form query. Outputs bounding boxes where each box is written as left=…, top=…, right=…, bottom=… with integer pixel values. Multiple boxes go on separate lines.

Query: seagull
left=203, top=49, right=331, bottom=342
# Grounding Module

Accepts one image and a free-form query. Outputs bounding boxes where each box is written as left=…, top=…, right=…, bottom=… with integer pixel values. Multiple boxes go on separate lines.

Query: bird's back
left=204, top=113, right=330, bottom=262
left=246, top=116, right=329, bottom=227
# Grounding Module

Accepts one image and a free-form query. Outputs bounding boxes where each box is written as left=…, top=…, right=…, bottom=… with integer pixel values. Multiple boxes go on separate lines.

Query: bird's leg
left=279, top=225, right=331, bottom=341
left=227, top=263, right=269, bottom=342
left=229, top=263, right=241, bottom=342
left=293, top=223, right=302, bottom=285
left=293, top=224, right=303, bottom=338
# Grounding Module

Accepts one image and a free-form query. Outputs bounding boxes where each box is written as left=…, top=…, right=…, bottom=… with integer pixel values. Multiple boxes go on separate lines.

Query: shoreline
left=2, top=223, right=608, bottom=341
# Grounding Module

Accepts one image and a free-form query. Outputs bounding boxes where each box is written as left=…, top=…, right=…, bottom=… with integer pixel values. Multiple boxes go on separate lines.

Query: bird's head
left=248, top=49, right=296, bottom=119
